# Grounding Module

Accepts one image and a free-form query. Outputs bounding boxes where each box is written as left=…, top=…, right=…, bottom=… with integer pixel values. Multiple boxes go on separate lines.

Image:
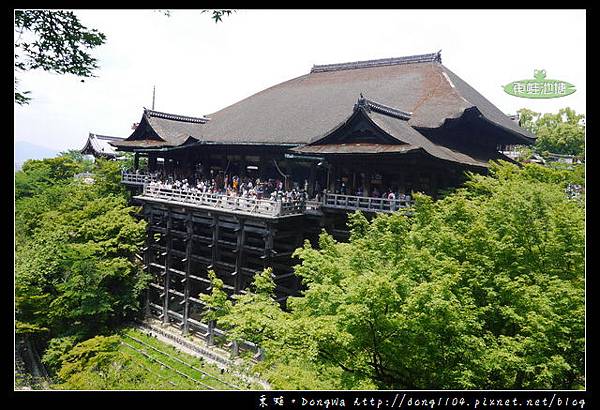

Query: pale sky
left=14, top=9, right=586, bottom=152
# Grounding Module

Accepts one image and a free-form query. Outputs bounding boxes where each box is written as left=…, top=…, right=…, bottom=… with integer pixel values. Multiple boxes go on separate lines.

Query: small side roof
left=81, top=133, right=124, bottom=157
left=110, top=108, right=209, bottom=151
left=292, top=96, right=515, bottom=168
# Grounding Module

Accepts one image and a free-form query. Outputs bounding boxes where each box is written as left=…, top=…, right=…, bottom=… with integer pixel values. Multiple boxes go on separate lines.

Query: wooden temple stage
left=111, top=52, right=536, bottom=355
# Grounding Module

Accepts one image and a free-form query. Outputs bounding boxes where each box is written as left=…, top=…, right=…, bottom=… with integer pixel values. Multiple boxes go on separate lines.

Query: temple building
left=80, top=132, right=124, bottom=159
left=112, top=52, right=535, bottom=351
left=114, top=51, right=534, bottom=198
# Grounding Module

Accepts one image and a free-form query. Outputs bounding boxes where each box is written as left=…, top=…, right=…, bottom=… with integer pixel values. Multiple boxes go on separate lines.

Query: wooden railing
left=305, top=200, right=323, bottom=213
left=121, top=171, right=159, bottom=185
left=141, top=185, right=306, bottom=217
left=127, top=172, right=412, bottom=215
left=323, top=193, right=412, bottom=213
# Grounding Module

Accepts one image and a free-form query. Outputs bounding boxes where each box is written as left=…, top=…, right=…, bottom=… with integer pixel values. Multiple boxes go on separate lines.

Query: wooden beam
left=182, top=213, right=192, bottom=336
left=211, top=214, right=219, bottom=268
left=234, top=217, right=245, bottom=294
left=163, top=209, right=172, bottom=325
left=143, top=204, right=152, bottom=318
left=263, top=223, right=274, bottom=270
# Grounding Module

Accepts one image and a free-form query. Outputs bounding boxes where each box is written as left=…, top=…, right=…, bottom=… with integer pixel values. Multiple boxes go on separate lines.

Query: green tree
left=199, top=270, right=232, bottom=323
left=15, top=9, right=233, bottom=105
left=41, top=336, right=78, bottom=375
left=218, top=268, right=285, bottom=347
left=15, top=154, right=149, bottom=367
left=93, top=158, right=128, bottom=197
left=14, top=10, right=107, bottom=105
left=517, top=107, right=585, bottom=157
left=55, top=335, right=122, bottom=381
left=119, top=152, right=147, bottom=172
left=219, top=161, right=584, bottom=390
left=535, top=108, right=585, bottom=157
left=60, top=149, right=95, bottom=172
left=516, top=108, right=541, bottom=134
left=15, top=156, right=83, bottom=199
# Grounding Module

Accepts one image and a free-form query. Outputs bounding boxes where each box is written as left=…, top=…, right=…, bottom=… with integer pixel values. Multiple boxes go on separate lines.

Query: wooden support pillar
left=148, top=155, right=157, bottom=172
left=240, top=157, right=247, bottom=178
left=234, top=217, right=245, bottom=295
left=207, top=320, right=215, bottom=346
left=143, top=205, right=152, bottom=318
left=207, top=213, right=220, bottom=345
left=182, top=213, right=193, bottom=335
left=258, top=156, right=267, bottom=180
left=430, top=167, right=439, bottom=197
left=163, top=209, right=172, bottom=325
left=263, top=225, right=274, bottom=270
left=292, top=230, right=306, bottom=294
left=308, top=162, right=316, bottom=198
left=329, top=163, right=336, bottom=192
left=210, top=214, right=220, bottom=267
left=134, top=152, right=140, bottom=171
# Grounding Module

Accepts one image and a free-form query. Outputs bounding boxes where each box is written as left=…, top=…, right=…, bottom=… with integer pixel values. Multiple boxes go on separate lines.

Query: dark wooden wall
left=142, top=201, right=320, bottom=345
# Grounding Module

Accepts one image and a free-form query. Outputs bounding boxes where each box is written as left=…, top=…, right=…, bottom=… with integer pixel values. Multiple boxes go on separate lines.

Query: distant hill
left=15, top=141, right=59, bottom=171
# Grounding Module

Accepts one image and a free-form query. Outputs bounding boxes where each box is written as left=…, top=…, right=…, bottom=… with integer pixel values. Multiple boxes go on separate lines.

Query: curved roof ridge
left=89, top=132, right=124, bottom=141
left=311, top=51, right=442, bottom=73
left=357, top=95, right=412, bottom=120
left=144, top=108, right=209, bottom=124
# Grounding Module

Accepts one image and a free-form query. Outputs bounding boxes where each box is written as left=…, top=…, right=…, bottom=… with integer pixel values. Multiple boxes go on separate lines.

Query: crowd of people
left=146, top=173, right=308, bottom=204
left=129, top=169, right=413, bottom=204
left=335, top=182, right=412, bottom=202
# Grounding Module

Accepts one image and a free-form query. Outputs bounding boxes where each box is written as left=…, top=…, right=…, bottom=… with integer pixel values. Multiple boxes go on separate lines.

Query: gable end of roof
left=355, top=95, right=412, bottom=120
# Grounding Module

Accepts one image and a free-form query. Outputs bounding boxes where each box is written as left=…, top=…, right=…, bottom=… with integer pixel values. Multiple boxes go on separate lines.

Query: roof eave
left=478, top=115, right=537, bottom=146
left=306, top=106, right=406, bottom=146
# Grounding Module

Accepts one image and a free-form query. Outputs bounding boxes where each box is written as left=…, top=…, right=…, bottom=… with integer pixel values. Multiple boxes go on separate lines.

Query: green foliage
left=514, top=145, right=534, bottom=162
left=517, top=107, right=585, bottom=157
left=53, top=332, right=169, bottom=389
left=56, top=335, right=122, bottom=382
left=15, top=320, right=49, bottom=336
left=15, top=154, right=148, bottom=360
left=50, top=328, right=258, bottom=390
left=219, top=161, right=584, bottom=389
left=200, top=270, right=232, bottom=322
left=42, top=336, right=78, bottom=375
left=119, top=152, right=147, bottom=172
left=15, top=156, right=82, bottom=199
left=516, top=108, right=540, bottom=134
left=60, top=149, right=95, bottom=171
left=218, top=268, right=285, bottom=347
left=54, top=353, right=143, bottom=390
left=535, top=108, right=585, bottom=157
left=93, top=158, right=128, bottom=197
left=14, top=9, right=234, bottom=105
left=14, top=10, right=106, bottom=105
